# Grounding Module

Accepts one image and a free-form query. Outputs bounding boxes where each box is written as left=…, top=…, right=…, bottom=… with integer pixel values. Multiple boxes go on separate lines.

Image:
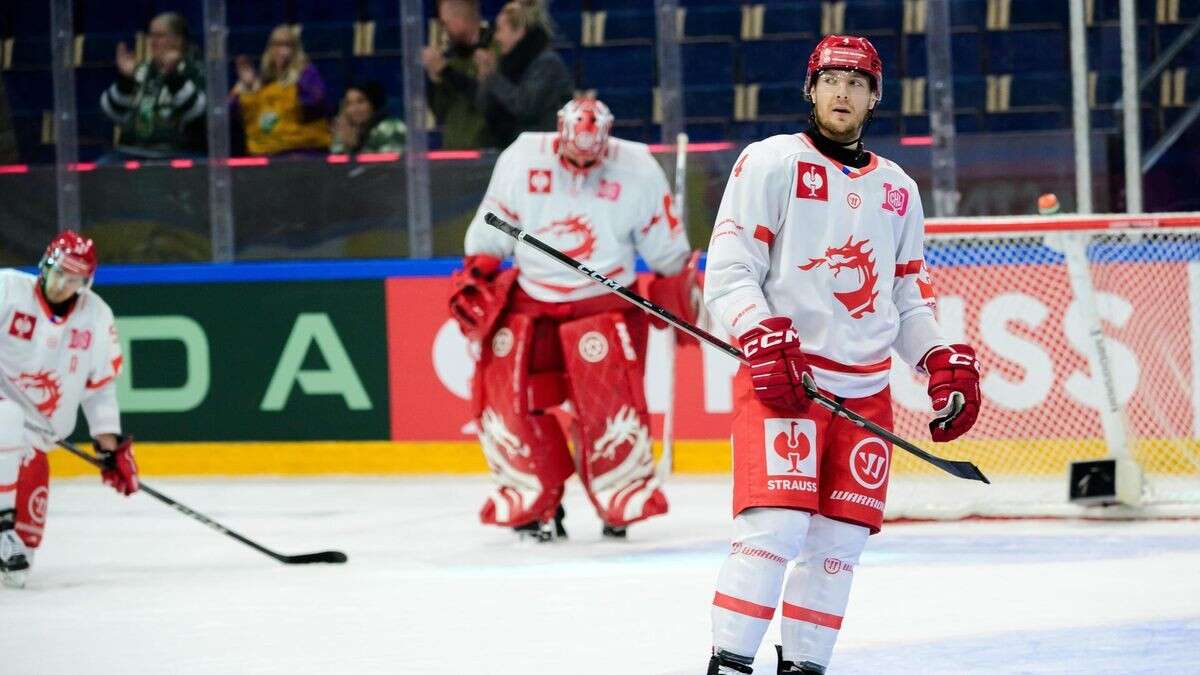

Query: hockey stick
left=0, top=375, right=348, bottom=565
left=484, top=212, right=990, bottom=484
left=656, top=131, right=688, bottom=481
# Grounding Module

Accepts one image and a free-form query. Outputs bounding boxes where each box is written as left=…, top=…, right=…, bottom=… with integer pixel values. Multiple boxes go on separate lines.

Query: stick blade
left=944, top=459, right=990, bottom=484
left=281, top=550, right=348, bottom=565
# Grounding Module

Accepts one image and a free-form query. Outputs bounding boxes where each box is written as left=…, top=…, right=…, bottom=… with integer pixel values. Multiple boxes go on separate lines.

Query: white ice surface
left=5, top=475, right=1200, bottom=675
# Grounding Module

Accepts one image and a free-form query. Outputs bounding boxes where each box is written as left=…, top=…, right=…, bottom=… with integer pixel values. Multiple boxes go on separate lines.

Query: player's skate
left=0, top=509, right=31, bottom=589
left=775, top=646, right=824, bottom=674
left=707, top=649, right=754, bottom=674
left=601, top=523, right=627, bottom=539
left=513, top=505, right=566, bottom=542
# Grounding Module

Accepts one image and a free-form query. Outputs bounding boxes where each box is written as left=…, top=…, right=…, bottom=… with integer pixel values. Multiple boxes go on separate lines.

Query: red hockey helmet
left=804, top=34, right=883, bottom=102
left=41, top=230, right=97, bottom=281
left=556, top=97, right=614, bottom=166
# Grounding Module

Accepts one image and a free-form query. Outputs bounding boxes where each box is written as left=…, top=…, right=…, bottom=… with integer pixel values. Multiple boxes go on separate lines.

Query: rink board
left=64, top=249, right=1200, bottom=477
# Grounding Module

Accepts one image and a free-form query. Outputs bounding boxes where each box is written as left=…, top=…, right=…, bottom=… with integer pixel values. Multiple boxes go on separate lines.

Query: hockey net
left=884, top=213, right=1200, bottom=520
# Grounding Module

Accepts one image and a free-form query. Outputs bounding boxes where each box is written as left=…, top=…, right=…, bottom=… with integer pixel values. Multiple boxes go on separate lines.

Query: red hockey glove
left=95, top=435, right=139, bottom=496
left=644, top=251, right=703, bottom=345
left=448, top=255, right=517, bottom=341
left=738, top=317, right=813, bottom=414
left=921, top=344, right=981, bottom=442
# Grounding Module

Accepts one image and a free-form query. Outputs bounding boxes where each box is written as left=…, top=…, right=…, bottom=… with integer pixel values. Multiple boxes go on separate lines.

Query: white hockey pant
left=0, top=400, right=33, bottom=512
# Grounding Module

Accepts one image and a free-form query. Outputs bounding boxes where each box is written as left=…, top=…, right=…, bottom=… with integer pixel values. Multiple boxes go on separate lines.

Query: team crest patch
left=849, top=437, right=889, bottom=489
left=763, top=418, right=817, bottom=477
left=597, top=179, right=621, bottom=201
left=578, top=331, right=609, bottom=363
left=795, top=161, right=828, bottom=201
left=8, top=312, right=36, bottom=340
left=881, top=182, right=910, bottom=216
left=528, top=169, right=552, bottom=193
left=69, top=328, right=92, bottom=350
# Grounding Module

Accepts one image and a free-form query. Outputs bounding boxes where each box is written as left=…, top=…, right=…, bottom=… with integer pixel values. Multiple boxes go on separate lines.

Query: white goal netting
left=884, top=213, right=1200, bottom=519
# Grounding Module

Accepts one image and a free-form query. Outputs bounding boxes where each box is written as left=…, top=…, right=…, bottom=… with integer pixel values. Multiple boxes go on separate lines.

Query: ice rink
left=6, top=475, right=1200, bottom=675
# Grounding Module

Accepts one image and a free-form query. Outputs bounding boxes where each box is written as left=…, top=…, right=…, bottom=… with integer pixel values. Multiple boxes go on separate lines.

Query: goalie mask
left=40, top=230, right=97, bottom=290
left=556, top=98, right=613, bottom=168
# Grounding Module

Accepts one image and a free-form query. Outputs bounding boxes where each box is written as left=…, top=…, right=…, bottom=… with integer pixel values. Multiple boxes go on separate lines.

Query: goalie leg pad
left=476, top=313, right=574, bottom=527
left=15, top=450, right=49, bottom=549
left=711, top=507, right=811, bottom=659
left=559, top=311, right=666, bottom=527
left=780, top=514, right=869, bottom=669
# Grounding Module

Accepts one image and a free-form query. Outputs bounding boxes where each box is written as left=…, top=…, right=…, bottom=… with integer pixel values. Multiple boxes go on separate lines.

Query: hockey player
left=703, top=36, right=982, bottom=673
left=0, top=231, right=138, bottom=588
left=449, top=97, right=700, bottom=540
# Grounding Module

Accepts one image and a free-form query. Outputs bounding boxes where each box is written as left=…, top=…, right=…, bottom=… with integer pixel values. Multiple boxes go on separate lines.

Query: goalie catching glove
left=738, top=317, right=813, bottom=414
left=921, top=344, right=981, bottom=442
left=95, top=435, right=139, bottom=496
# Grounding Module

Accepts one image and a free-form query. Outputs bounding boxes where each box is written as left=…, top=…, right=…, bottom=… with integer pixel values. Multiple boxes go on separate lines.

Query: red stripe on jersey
left=713, top=592, right=776, bottom=620
left=781, top=602, right=843, bottom=629
left=895, top=260, right=923, bottom=276
left=488, top=198, right=521, bottom=224
left=86, top=375, right=114, bottom=390
left=806, top=353, right=892, bottom=374
left=754, top=225, right=775, bottom=247
left=0, top=481, right=16, bottom=493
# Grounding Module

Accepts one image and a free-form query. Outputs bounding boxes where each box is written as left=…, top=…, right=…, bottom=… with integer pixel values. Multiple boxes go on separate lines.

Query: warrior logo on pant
left=849, top=437, right=888, bottom=489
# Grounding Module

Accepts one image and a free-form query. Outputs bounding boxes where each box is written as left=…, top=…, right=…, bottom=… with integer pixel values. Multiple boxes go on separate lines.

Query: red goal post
left=884, top=212, right=1200, bottom=520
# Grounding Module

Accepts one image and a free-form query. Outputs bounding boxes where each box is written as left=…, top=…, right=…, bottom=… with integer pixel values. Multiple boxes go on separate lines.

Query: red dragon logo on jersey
left=536, top=214, right=598, bottom=260
left=12, top=371, right=63, bottom=418
left=798, top=236, right=879, bottom=318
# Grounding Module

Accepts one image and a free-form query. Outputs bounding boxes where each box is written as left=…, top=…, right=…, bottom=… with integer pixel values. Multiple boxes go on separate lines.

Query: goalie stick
left=484, top=211, right=990, bottom=484
left=656, top=131, right=688, bottom=482
left=0, top=373, right=348, bottom=565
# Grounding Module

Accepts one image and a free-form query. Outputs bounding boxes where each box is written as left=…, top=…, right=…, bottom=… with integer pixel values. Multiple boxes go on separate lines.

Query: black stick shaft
left=485, top=212, right=989, bottom=484
left=58, top=440, right=347, bottom=564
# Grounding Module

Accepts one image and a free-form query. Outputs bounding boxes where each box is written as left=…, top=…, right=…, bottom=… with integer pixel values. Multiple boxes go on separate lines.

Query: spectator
left=99, top=12, right=206, bottom=161
left=330, top=82, right=407, bottom=154
left=230, top=25, right=330, bottom=156
left=475, top=1, right=573, bottom=149
left=421, top=0, right=493, bottom=149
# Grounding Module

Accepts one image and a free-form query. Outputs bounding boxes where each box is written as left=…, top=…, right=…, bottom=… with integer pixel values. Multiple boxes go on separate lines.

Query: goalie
left=449, top=97, right=700, bottom=541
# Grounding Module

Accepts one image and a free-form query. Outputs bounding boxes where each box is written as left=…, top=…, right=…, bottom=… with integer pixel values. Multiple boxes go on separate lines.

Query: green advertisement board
left=100, top=281, right=389, bottom=441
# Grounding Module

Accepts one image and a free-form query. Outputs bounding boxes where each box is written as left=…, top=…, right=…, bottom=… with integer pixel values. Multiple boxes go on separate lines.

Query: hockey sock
left=780, top=515, right=869, bottom=668
left=15, top=450, right=49, bottom=548
left=712, top=507, right=811, bottom=658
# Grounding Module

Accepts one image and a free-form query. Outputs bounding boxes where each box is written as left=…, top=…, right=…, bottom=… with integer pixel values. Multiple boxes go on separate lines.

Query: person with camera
left=474, top=1, right=573, bottom=149
left=421, top=0, right=495, bottom=149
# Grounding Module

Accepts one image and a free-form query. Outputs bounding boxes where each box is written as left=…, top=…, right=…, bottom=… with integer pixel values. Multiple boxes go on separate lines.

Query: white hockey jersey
left=465, top=132, right=691, bottom=302
left=0, top=269, right=123, bottom=446
left=705, top=132, right=945, bottom=399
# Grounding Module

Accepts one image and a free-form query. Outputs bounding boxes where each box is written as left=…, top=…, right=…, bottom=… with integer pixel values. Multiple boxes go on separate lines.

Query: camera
left=443, top=23, right=494, bottom=58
